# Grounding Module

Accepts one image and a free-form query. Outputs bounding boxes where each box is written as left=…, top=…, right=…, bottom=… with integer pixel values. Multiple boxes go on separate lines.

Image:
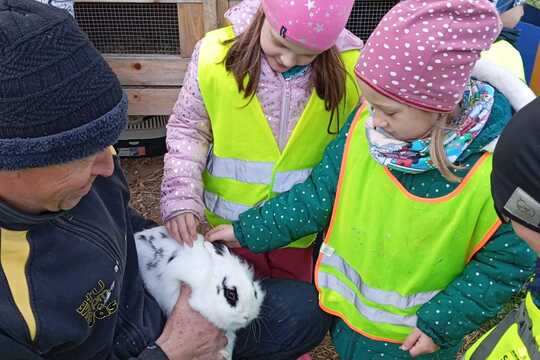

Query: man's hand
left=205, top=225, right=241, bottom=248
left=400, top=328, right=439, bottom=357
left=156, top=286, right=227, bottom=360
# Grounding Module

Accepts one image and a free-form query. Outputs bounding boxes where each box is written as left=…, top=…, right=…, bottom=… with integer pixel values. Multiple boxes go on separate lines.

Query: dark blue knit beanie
left=0, top=0, right=127, bottom=170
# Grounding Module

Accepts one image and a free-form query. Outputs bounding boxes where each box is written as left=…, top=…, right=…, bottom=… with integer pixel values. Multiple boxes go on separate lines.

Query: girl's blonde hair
left=222, top=9, right=351, bottom=134
left=429, top=113, right=462, bottom=183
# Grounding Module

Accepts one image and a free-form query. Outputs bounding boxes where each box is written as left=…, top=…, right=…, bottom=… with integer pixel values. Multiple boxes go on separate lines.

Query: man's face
left=6, top=149, right=114, bottom=214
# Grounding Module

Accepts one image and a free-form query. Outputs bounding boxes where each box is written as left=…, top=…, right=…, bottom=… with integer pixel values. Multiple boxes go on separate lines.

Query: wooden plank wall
left=76, top=0, right=238, bottom=115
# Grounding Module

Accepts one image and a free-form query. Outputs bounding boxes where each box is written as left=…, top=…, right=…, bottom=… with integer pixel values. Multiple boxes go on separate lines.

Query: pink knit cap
left=355, top=0, right=502, bottom=112
left=262, top=0, right=354, bottom=51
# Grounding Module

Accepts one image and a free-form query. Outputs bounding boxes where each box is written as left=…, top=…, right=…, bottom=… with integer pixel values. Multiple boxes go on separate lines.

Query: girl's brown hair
left=429, top=113, right=462, bottom=183
left=222, top=9, right=351, bottom=134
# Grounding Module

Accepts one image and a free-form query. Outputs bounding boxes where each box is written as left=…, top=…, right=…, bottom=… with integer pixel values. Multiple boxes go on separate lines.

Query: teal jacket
left=232, top=89, right=537, bottom=357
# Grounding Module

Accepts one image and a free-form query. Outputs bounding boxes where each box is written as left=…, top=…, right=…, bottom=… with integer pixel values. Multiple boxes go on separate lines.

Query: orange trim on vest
left=383, top=152, right=492, bottom=203
left=467, top=219, right=502, bottom=263
left=320, top=104, right=366, bottom=248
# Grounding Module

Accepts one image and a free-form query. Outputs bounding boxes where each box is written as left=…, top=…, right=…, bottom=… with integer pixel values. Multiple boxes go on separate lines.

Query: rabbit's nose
left=243, top=316, right=249, bottom=321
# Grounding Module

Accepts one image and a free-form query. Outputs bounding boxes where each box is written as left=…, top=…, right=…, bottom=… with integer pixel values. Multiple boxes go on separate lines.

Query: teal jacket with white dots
left=231, top=89, right=537, bottom=355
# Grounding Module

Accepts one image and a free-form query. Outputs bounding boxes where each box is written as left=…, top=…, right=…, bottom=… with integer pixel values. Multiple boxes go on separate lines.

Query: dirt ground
left=121, top=155, right=519, bottom=359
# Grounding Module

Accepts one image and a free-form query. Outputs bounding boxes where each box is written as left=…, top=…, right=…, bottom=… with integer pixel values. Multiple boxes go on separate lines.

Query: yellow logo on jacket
left=77, top=280, right=118, bottom=327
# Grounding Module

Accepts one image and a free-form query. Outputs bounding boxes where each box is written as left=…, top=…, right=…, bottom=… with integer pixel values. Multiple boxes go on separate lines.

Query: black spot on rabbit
left=137, top=234, right=147, bottom=242
left=167, top=250, right=178, bottom=264
left=212, top=242, right=227, bottom=256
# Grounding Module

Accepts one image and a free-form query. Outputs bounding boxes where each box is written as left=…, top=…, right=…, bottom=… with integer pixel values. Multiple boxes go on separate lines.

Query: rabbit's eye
left=222, top=277, right=238, bottom=307
left=224, top=287, right=238, bottom=307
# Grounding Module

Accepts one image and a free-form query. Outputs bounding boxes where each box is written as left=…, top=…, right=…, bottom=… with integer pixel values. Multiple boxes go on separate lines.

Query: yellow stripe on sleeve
left=0, top=229, right=36, bottom=340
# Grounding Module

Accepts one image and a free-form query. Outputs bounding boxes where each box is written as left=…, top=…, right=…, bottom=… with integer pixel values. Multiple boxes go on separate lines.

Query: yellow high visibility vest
left=465, top=292, right=540, bottom=360
left=198, top=26, right=361, bottom=248
left=315, top=104, right=500, bottom=342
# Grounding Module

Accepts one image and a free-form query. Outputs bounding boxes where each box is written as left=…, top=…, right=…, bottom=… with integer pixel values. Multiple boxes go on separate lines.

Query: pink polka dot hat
left=262, top=0, right=355, bottom=51
left=355, top=0, right=502, bottom=112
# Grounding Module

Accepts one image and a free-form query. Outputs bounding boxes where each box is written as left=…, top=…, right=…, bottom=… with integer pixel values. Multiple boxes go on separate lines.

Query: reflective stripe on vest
left=204, top=190, right=250, bottom=221
left=315, top=104, right=501, bottom=343
left=318, top=272, right=418, bottom=327
left=198, top=26, right=361, bottom=248
left=320, top=248, right=439, bottom=310
left=465, top=292, right=540, bottom=360
left=207, top=152, right=313, bottom=192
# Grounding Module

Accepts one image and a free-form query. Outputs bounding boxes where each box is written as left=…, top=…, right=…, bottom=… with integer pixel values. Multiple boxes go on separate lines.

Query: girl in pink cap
left=161, top=0, right=362, bottom=284
left=207, top=0, right=537, bottom=358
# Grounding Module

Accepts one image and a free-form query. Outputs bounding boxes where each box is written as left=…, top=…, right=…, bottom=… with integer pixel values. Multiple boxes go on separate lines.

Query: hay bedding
left=121, top=156, right=515, bottom=359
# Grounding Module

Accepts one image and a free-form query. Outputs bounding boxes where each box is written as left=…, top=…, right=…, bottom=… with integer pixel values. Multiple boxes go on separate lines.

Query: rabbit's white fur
left=134, top=226, right=264, bottom=360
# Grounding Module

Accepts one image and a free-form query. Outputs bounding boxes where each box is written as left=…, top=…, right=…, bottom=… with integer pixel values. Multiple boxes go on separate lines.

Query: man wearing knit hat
left=0, top=0, right=332, bottom=359
left=464, top=96, right=540, bottom=359
left=0, top=0, right=227, bottom=359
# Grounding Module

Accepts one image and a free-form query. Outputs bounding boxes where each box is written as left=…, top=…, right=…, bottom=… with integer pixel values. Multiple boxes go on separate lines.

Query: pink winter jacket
left=160, top=0, right=363, bottom=222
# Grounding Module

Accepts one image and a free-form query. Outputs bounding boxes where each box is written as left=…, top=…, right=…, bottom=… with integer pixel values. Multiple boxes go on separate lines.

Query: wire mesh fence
left=346, top=0, right=399, bottom=41
left=74, top=0, right=399, bottom=55
left=74, top=2, right=181, bottom=54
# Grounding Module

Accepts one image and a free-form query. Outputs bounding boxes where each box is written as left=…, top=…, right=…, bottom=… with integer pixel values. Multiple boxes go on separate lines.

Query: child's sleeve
left=416, top=224, right=537, bottom=348
left=231, top=111, right=357, bottom=252
left=160, top=41, right=213, bottom=223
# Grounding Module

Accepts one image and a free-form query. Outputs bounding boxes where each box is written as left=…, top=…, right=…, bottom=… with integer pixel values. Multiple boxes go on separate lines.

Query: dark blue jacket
left=0, top=156, right=166, bottom=359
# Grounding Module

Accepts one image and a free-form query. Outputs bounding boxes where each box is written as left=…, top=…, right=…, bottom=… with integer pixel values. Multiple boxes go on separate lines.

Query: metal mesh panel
left=346, top=0, right=399, bottom=41
left=74, top=3, right=180, bottom=54
left=127, top=116, right=168, bottom=130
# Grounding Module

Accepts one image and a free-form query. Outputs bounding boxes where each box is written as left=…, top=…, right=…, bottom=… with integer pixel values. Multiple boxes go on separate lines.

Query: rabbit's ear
left=205, top=240, right=231, bottom=258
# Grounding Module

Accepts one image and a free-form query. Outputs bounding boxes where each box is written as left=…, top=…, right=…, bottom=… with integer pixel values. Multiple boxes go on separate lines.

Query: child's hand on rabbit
left=166, top=213, right=199, bottom=246
left=206, top=225, right=241, bottom=248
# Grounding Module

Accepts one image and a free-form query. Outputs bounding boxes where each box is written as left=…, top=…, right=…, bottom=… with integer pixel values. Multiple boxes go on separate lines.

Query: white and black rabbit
left=134, top=226, right=264, bottom=360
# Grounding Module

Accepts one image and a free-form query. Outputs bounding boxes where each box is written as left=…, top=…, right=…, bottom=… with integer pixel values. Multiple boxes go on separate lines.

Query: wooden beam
left=126, top=87, right=180, bottom=115
left=217, top=0, right=229, bottom=27
left=105, top=55, right=189, bottom=86
left=178, top=3, right=205, bottom=57
left=203, top=0, right=218, bottom=33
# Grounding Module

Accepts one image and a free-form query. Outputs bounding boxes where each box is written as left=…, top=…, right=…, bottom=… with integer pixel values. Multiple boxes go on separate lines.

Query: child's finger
left=166, top=220, right=181, bottom=243
left=205, top=228, right=225, bottom=242
left=400, top=329, right=421, bottom=351
left=408, top=334, right=439, bottom=357
left=186, top=214, right=198, bottom=239
left=408, top=338, right=429, bottom=357
left=178, top=217, right=193, bottom=246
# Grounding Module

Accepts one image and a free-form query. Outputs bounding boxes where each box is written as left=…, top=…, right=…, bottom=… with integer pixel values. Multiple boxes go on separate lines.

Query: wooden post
left=217, top=0, right=229, bottom=27
left=203, top=0, right=218, bottom=33
left=178, top=3, right=205, bottom=57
